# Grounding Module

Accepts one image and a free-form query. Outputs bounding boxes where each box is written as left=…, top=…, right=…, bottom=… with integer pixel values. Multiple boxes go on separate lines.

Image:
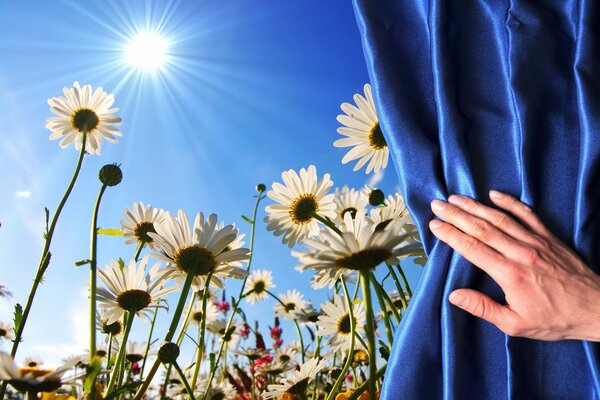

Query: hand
left=428, top=190, right=600, bottom=341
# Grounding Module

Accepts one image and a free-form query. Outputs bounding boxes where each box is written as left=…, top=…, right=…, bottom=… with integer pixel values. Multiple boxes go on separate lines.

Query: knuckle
left=470, top=299, right=488, bottom=319
left=491, top=211, right=508, bottom=227
left=501, top=319, right=524, bottom=337
left=521, top=247, right=541, bottom=264
left=461, top=236, right=480, bottom=254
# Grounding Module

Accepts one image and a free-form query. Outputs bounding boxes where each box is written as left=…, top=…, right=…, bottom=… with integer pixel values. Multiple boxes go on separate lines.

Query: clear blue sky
left=0, top=0, right=422, bottom=366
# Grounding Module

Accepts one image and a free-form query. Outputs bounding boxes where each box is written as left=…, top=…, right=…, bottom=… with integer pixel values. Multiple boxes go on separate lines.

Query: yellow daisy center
left=102, top=320, right=123, bottom=336
left=174, top=246, right=216, bottom=276
left=134, top=221, right=156, bottom=243
left=290, top=194, right=319, bottom=225
left=341, top=207, right=358, bottom=219
left=252, top=280, right=266, bottom=294
left=337, top=313, right=355, bottom=335
left=286, top=378, right=310, bottom=396
left=336, top=248, right=392, bottom=271
left=368, top=122, right=387, bottom=150
left=0, top=328, right=7, bottom=337
left=116, top=289, right=152, bottom=312
left=284, top=302, right=297, bottom=313
left=126, top=353, right=144, bottom=363
left=71, top=108, right=99, bottom=133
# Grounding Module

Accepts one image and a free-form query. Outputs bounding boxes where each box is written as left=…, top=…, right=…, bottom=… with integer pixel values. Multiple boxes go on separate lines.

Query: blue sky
left=0, top=0, right=422, bottom=366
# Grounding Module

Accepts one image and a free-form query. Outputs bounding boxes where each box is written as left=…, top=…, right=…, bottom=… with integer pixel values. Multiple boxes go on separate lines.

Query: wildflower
left=0, top=322, right=14, bottom=341
left=121, top=202, right=165, bottom=250
left=273, top=290, right=307, bottom=321
left=262, top=358, right=323, bottom=399
left=333, top=186, right=368, bottom=224
left=245, top=269, right=275, bottom=304
left=0, top=352, right=76, bottom=394
left=318, top=294, right=366, bottom=355
left=188, top=300, right=219, bottom=326
left=98, top=163, right=123, bottom=187
left=46, top=82, right=122, bottom=155
left=334, top=83, right=388, bottom=174
left=368, top=193, right=410, bottom=232
left=125, top=341, right=149, bottom=363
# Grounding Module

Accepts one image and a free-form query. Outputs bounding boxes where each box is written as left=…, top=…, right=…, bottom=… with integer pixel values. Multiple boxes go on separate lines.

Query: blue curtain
left=353, top=1, right=600, bottom=398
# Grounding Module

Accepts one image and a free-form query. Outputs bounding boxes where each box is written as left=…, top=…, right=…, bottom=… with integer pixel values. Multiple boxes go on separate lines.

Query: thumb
left=449, top=288, right=516, bottom=330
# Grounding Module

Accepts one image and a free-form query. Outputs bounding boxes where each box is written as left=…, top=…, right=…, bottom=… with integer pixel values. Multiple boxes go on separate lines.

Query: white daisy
left=273, top=290, right=307, bottom=321
left=121, top=202, right=166, bottom=250
left=126, top=341, right=150, bottom=363
left=334, top=83, right=388, bottom=174
left=265, top=165, right=336, bottom=248
left=149, top=210, right=250, bottom=290
left=97, top=310, right=123, bottom=339
left=96, top=256, right=177, bottom=324
left=0, top=352, right=77, bottom=394
left=46, top=81, right=122, bottom=155
left=333, top=185, right=368, bottom=224
left=273, top=347, right=298, bottom=365
left=188, top=299, right=219, bottom=326
left=206, top=319, right=241, bottom=351
left=295, top=303, right=321, bottom=324
left=262, top=357, right=323, bottom=399
left=317, top=294, right=366, bottom=355
left=368, top=193, right=410, bottom=232
left=198, top=379, right=237, bottom=400
left=296, top=212, right=420, bottom=274
left=0, top=322, right=14, bottom=341
left=244, top=269, right=275, bottom=304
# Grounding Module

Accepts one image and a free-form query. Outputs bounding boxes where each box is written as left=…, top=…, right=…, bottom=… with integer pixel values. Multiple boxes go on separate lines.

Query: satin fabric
left=353, top=1, right=600, bottom=398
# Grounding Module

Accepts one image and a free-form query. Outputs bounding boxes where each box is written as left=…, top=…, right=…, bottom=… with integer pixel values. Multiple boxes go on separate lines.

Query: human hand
left=428, top=190, right=600, bottom=341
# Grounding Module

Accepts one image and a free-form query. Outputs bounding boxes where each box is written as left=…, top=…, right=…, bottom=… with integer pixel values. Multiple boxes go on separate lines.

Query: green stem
left=173, top=360, right=196, bottom=400
left=311, top=334, right=322, bottom=400
left=202, top=191, right=265, bottom=398
left=133, top=242, right=145, bottom=263
left=87, top=183, right=107, bottom=399
left=370, top=274, right=394, bottom=345
left=140, top=307, right=159, bottom=379
left=133, top=271, right=196, bottom=400
left=106, top=311, right=135, bottom=394
left=360, top=271, right=377, bottom=400
left=346, top=366, right=387, bottom=400
left=191, top=274, right=212, bottom=390
left=326, top=278, right=355, bottom=400
left=370, top=273, right=400, bottom=322
left=386, top=263, right=406, bottom=307
left=311, top=213, right=342, bottom=235
left=267, top=290, right=305, bottom=363
left=396, top=263, right=413, bottom=298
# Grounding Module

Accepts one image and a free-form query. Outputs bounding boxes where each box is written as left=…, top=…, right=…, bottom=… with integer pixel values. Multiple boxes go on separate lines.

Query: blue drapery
left=353, top=1, right=600, bottom=398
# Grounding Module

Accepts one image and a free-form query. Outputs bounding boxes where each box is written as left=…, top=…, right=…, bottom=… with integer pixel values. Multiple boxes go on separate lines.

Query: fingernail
left=449, top=292, right=466, bottom=306
left=431, top=199, right=447, bottom=211
left=429, top=219, right=443, bottom=229
left=448, top=194, right=467, bottom=206
left=489, top=190, right=504, bottom=200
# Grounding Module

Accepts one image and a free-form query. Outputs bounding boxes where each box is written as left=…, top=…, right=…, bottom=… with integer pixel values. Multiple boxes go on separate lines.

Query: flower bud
left=368, top=189, right=385, bottom=206
left=99, top=164, right=123, bottom=187
left=157, top=342, right=180, bottom=364
left=256, top=183, right=266, bottom=192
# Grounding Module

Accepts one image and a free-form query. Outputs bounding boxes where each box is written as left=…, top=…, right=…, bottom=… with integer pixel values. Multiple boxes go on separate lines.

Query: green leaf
left=13, top=303, right=23, bottom=334
left=209, top=353, right=216, bottom=371
left=117, top=258, right=125, bottom=271
left=241, top=215, right=254, bottom=224
left=97, top=228, right=124, bottom=236
left=84, top=356, right=102, bottom=395
left=75, top=259, right=92, bottom=267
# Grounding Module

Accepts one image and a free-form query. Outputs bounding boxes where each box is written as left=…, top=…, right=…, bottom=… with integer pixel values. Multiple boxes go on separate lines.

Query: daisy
left=22, top=356, right=42, bottom=369
left=273, top=347, right=298, bottom=365
left=296, top=212, right=420, bottom=274
left=333, top=186, right=368, bottom=224
left=273, top=290, right=307, bottom=321
left=46, top=81, right=122, bottom=155
left=198, top=379, right=237, bottom=400
left=244, top=269, right=275, bottom=304
left=368, top=193, right=410, bottom=232
left=188, top=299, right=219, bottom=326
left=265, top=165, right=336, bottom=248
left=334, top=83, right=388, bottom=174
left=97, top=310, right=123, bottom=338
left=207, top=319, right=240, bottom=351
left=295, top=303, right=321, bottom=324
left=126, top=341, right=149, bottom=363
left=0, top=322, right=14, bottom=341
left=149, top=210, right=250, bottom=290
left=262, top=357, right=323, bottom=399
left=96, top=256, right=177, bottom=324
left=317, top=294, right=366, bottom=355
left=121, top=202, right=166, bottom=250
left=0, top=352, right=77, bottom=394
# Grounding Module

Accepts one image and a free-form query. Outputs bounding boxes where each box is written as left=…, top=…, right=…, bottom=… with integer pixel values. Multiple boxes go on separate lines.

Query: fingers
left=449, top=289, right=522, bottom=336
left=488, top=190, right=553, bottom=241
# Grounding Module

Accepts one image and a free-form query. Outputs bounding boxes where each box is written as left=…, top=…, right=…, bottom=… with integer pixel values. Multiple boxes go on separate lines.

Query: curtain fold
left=353, top=0, right=600, bottom=398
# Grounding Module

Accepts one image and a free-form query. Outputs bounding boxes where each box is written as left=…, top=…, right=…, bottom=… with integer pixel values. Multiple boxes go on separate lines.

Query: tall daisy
left=96, top=256, right=177, bottom=324
left=334, top=83, right=388, bottom=174
left=121, top=202, right=165, bottom=250
left=0, top=322, right=14, bottom=341
left=0, top=352, right=77, bottom=394
left=245, top=269, right=275, bottom=304
left=368, top=193, right=410, bottom=232
left=317, top=294, right=366, bottom=355
left=273, top=290, right=307, bottom=321
left=262, top=357, right=323, bottom=399
left=46, top=81, right=122, bottom=155
left=126, top=341, right=150, bottom=363
left=188, top=299, right=219, bottom=326
left=265, top=165, right=336, bottom=248
left=333, top=186, right=368, bottom=224
left=149, top=210, right=250, bottom=290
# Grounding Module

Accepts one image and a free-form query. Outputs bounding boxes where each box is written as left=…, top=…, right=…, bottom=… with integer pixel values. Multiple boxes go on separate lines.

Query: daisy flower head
left=262, top=357, right=324, bottom=399
left=198, top=379, right=237, bottom=400
left=368, top=192, right=410, bottom=232
left=149, top=210, right=250, bottom=290
left=333, top=186, right=368, bottom=224
left=265, top=165, right=336, bottom=248
left=0, top=352, right=77, bottom=394
left=46, top=81, right=122, bottom=155
left=97, top=309, right=123, bottom=339
left=273, top=290, right=307, bottom=321
left=188, top=299, right=219, bottom=326
left=121, top=202, right=166, bottom=250
left=334, top=83, right=388, bottom=174
left=297, top=212, right=419, bottom=274
left=206, top=319, right=240, bottom=351
left=317, top=294, right=366, bottom=355
left=245, top=269, right=275, bottom=304
left=126, top=341, right=149, bottom=363
left=0, top=322, right=14, bottom=341
left=96, top=255, right=177, bottom=324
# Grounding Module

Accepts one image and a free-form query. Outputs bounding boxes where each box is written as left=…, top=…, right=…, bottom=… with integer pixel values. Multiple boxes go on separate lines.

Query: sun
left=125, top=31, right=168, bottom=71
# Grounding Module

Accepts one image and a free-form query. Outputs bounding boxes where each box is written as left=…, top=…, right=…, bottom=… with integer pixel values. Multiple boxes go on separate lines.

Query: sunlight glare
left=125, top=31, right=168, bottom=71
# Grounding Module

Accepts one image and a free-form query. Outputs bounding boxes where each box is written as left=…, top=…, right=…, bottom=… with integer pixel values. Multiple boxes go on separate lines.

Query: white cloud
left=15, top=190, right=31, bottom=199
left=366, top=170, right=385, bottom=187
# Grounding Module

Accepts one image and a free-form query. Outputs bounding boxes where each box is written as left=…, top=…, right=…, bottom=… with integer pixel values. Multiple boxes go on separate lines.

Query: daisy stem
left=370, top=272, right=400, bottom=322
left=326, top=278, right=355, bottom=400
left=133, top=271, right=196, bottom=400
left=191, top=274, right=212, bottom=391
left=106, top=310, right=135, bottom=394
left=396, top=262, right=413, bottom=298
left=173, top=360, right=196, bottom=400
left=140, top=306, right=159, bottom=378
left=312, top=213, right=343, bottom=236
left=359, top=271, right=377, bottom=400
left=201, top=190, right=265, bottom=398
left=386, top=263, right=408, bottom=309
left=133, top=242, right=145, bottom=263
left=266, top=290, right=305, bottom=363
left=370, top=274, right=394, bottom=345
left=9, top=137, right=87, bottom=359
left=311, top=334, right=322, bottom=400
left=346, top=365, right=387, bottom=400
